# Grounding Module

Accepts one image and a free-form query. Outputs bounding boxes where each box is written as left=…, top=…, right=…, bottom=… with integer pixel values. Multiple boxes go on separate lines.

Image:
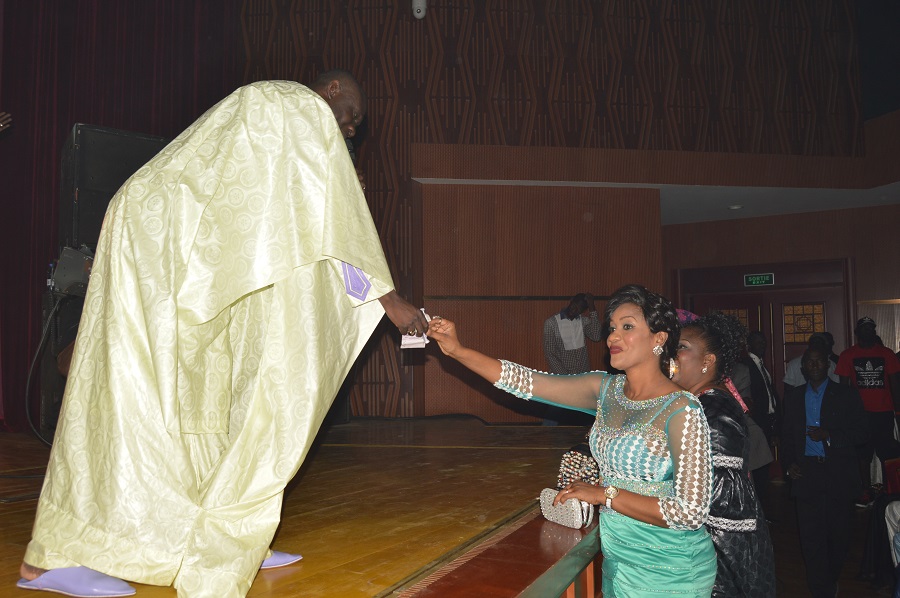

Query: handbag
left=539, top=487, right=594, bottom=529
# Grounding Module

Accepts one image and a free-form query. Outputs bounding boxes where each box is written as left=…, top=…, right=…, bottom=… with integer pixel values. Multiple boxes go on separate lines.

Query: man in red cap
left=836, top=316, right=900, bottom=506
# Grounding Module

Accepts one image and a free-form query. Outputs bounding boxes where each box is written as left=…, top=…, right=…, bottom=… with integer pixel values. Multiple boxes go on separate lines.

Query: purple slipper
left=259, top=551, right=303, bottom=570
left=16, top=566, right=135, bottom=597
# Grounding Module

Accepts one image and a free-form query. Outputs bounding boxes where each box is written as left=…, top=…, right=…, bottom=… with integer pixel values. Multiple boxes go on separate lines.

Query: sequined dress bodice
left=590, top=376, right=679, bottom=493
left=589, top=374, right=711, bottom=530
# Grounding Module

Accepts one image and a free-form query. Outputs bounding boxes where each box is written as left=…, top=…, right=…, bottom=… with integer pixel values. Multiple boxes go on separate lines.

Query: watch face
left=606, top=486, right=619, bottom=498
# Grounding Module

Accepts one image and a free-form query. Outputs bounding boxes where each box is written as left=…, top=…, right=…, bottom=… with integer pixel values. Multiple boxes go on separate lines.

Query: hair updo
left=683, top=311, right=748, bottom=382
left=604, top=284, right=680, bottom=375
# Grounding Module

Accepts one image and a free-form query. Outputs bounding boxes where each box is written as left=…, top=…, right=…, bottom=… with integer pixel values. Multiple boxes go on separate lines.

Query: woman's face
left=673, top=326, right=710, bottom=390
left=606, top=303, right=665, bottom=371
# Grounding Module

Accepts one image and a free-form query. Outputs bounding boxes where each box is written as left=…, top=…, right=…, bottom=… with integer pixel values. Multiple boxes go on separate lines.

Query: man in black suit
left=782, top=347, right=868, bottom=598
left=743, top=331, right=780, bottom=505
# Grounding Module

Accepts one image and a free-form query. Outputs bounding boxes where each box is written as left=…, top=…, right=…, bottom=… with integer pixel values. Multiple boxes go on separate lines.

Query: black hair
left=313, top=69, right=367, bottom=105
left=683, top=311, right=748, bottom=383
left=604, top=284, right=680, bottom=375
left=569, top=293, right=589, bottom=312
left=747, top=330, right=766, bottom=344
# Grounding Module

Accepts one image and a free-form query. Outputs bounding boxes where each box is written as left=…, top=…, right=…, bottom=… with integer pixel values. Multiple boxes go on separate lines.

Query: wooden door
left=691, top=288, right=846, bottom=396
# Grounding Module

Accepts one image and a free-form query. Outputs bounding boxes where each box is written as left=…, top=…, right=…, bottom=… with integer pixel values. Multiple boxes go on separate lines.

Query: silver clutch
left=539, top=487, right=594, bottom=529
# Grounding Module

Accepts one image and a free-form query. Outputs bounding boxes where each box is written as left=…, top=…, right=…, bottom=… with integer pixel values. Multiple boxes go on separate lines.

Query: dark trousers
left=795, top=459, right=855, bottom=598
left=863, top=411, right=900, bottom=463
left=861, top=411, right=900, bottom=488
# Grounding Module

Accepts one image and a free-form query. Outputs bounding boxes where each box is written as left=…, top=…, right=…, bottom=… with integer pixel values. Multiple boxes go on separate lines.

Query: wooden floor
left=0, top=416, right=895, bottom=597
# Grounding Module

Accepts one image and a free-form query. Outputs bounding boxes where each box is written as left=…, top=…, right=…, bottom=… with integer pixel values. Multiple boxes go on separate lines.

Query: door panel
left=688, top=287, right=845, bottom=396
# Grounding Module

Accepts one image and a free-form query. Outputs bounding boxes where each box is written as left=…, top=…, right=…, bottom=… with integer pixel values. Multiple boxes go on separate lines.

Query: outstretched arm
left=427, top=317, right=602, bottom=412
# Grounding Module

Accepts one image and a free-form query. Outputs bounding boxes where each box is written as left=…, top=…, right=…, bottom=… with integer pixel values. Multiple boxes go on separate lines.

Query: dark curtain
left=0, top=0, right=244, bottom=429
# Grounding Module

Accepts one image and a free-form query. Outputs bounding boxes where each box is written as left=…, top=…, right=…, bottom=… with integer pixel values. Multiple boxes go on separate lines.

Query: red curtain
left=0, top=0, right=244, bottom=429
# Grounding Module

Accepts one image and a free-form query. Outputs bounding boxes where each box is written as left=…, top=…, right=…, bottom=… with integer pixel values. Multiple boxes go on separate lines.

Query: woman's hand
left=554, top=481, right=605, bottom=506
left=426, top=316, right=463, bottom=357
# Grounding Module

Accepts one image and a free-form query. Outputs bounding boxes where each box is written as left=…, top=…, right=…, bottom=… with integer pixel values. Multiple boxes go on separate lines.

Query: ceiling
left=413, top=178, right=900, bottom=225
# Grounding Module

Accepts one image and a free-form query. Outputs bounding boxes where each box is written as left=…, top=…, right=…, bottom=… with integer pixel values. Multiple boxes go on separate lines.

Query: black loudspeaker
left=59, top=124, right=168, bottom=251
left=40, top=124, right=167, bottom=437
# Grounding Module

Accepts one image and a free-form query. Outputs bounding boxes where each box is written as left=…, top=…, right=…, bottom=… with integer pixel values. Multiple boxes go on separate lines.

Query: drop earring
left=669, top=358, right=678, bottom=379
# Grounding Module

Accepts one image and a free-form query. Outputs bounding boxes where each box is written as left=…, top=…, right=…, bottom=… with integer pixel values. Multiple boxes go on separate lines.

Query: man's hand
left=378, top=290, right=428, bottom=336
left=806, top=426, right=829, bottom=442
left=786, top=463, right=803, bottom=480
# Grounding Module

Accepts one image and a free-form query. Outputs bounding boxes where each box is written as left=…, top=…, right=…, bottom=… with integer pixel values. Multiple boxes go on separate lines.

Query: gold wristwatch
left=605, top=485, right=619, bottom=510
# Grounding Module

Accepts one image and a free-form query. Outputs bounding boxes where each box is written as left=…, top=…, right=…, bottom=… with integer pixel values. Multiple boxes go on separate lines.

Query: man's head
left=310, top=69, right=366, bottom=138
left=855, top=316, right=877, bottom=347
left=807, top=333, right=829, bottom=353
left=822, top=331, right=836, bottom=353
left=801, top=347, right=831, bottom=386
left=564, top=294, right=589, bottom=319
left=747, top=331, right=767, bottom=359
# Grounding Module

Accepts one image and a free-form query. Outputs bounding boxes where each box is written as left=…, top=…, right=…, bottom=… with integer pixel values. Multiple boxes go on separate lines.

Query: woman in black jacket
left=673, top=311, right=776, bottom=597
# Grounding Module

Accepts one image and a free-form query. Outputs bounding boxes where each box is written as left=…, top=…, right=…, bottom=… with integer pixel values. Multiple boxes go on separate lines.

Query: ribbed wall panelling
left=411, top=143, right=877, bottom=189
left=421, top=185, right=663, bottom=297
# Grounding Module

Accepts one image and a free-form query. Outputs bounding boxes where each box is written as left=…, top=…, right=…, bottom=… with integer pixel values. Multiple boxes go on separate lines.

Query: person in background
left=836, top=317, right=900, bottom=507
left=822, top=331, right=841, bottom=366
left=729, top=359, right=775, bottom=507
left=673, top=311, right=776, bottom=597
left=782, top=347, right=867, bottom=598
left=428, top=284, right=716, bottom=596
left=543, top=293, right=602, bottom=375
left=18, top=74, right=428, bottom=598
left=742, top=331, right=780, bottom=507
left=783, top=333, right=839, bottom=392
left=542, top=292, right=602, bottom=425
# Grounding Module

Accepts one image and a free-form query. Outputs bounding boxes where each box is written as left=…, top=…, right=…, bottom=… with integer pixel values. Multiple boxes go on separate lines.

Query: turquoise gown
left=496, top=366, right=716, bottom=597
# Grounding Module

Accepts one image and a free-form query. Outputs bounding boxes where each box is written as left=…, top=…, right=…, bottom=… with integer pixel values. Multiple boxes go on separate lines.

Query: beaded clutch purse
left=556, top=443, right=600, bottom=489
left=539, top=488, right=594, bottom=529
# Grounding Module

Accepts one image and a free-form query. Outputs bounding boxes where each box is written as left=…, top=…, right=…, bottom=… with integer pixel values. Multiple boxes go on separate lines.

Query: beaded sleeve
left=658, top=403, right=713, bottom=530
left=494, top=359, right=535, bottom=400
left=493, top=359, right=603, bottom=416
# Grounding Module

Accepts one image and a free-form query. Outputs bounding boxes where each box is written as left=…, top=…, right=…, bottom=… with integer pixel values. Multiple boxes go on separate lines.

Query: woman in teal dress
left=427, top=285, right=716, bottom=597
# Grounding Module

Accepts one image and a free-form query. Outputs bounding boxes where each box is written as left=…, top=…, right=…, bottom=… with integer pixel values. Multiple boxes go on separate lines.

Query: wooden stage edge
left=383, top=503, right=538, bottom=597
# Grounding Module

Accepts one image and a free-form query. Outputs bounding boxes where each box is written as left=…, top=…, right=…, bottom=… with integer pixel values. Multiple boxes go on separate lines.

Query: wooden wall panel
left=421, top=185, right=663, bottom=296
left=411, top=142, right=877, bottom=190
left=420, top=184, right=662, bottom=422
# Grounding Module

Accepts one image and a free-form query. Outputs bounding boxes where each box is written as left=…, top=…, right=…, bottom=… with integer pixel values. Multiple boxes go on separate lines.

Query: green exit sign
left=744, top=273, right=775, bottom=287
